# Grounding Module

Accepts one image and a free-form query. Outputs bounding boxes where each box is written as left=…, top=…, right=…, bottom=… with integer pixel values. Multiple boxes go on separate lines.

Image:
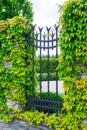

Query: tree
left=0, top=0, right=33, bottom=21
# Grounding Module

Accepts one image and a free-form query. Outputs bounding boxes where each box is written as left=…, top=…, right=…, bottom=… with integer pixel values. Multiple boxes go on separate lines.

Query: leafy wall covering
left=58, top=0, right=87, bottom=129
left=0, top=16, right=37, bottom=120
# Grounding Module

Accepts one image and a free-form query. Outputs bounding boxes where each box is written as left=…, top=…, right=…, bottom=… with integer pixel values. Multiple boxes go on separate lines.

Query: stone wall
left=0, top=120, right=55, bottom=130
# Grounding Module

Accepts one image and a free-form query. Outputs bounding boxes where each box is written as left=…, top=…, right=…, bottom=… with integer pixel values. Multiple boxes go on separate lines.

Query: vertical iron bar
left=52, top=32, right=54, bottom=50
left=43, top=32, right=45, bottom=51
left=36, top=31, right=38, bottom=47
left=39, top=28, right=43, bottom=97
left=55, top=26, right=59, bottom=115
left=47, top=27, right=51, bottom=97
left=32, top=26, right=35, bottom=112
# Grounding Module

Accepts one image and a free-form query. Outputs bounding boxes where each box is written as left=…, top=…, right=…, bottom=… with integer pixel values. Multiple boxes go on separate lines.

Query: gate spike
left=32, top=24, right=37, bottom=30
left=38, top=27, right=43, bottom=32
left=46, top=27, right=51, bottom=32
left=54, top=24, right=60, bottom=30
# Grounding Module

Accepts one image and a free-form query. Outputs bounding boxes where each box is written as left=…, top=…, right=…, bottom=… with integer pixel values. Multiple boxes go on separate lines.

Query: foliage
left=0, top=108, right=66, bottom=130
left=37, top=92, right=64, bottom=101
left=58, top=0, right=87, bottom=129
left=45, top=113, right=66, bottom=130
left=2, top=0, right=87, bottom=129
left=0, top=0, right=33, bottom=21
left=34, top=92, right=63, bottom=113
left=36, top=57, right=58, bottom=73
left=0, top=16, right=37, bottom=117
left=0, top=15, right=63, bottom=130
left=36, top=57, right=58, bottom=81
left=37, top=73, right=57, bottom=81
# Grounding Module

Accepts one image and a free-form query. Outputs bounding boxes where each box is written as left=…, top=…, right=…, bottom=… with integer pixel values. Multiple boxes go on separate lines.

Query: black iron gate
left=26, top=25, right=63, bottom=115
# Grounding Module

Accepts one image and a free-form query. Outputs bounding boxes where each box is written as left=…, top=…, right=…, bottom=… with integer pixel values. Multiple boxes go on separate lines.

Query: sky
left=30, top=0, right=66, bottom=27
left=30, top=0, right=66, bottom=56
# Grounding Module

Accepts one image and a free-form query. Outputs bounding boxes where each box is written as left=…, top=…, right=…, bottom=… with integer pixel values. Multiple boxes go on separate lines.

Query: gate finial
left=46, top=27, right=51, bottom=32
left=38, top=27, right=43, bottom=32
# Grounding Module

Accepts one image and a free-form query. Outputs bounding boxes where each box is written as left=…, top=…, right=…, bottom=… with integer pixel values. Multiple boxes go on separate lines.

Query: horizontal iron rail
left=27, top=96, right=63, bottom=104
left=30, top=37, right=58, bottom=43
left=28, top=104, right=61, bottom=111
left=28, top=42, right=58, bottom=49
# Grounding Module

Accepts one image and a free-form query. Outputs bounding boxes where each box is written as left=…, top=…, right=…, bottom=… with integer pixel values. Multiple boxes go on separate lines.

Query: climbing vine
left=58, top=0, right=87, bottom=129
left=0, top=16, right=37, bottom=120
left=1, top=1, right=87, bottom=129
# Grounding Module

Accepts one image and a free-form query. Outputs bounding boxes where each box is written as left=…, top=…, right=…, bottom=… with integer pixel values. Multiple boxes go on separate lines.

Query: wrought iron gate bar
left=47, top=28, right=50, bottom=96
left=29, top=37, right=58, bottom=43
left=56, top=27, right=58, bottom=98
left=32, top=26, right=35, bottom=96
left=27, top=96, right=63, bottom=113
left=28, top=96, right=63, bottom=104
left=27, top=43, right=58, bottom=49
left=43, top=32, right=45, bottom=50
left=55, top=27, right=59, bottom=115
left=36, top=31, right=38, bottom=47
left=39, top=27, right=42, bottom=96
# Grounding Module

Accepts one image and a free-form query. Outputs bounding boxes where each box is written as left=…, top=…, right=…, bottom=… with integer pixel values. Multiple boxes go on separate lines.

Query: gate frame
left=25, top=24, right=63, bottom=115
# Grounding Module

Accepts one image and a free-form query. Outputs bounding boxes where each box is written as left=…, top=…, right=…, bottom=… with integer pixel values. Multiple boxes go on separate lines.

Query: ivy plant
left=58, top=0, right=87, bottom=129
left=0, top=16, right=37, bottom=118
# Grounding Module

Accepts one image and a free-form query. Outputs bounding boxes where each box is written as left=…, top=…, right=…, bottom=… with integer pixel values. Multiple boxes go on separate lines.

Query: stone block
left=81, top=73, right=87, bottom=78
left=4, top=61, right=12, bottom=68
left=0, top=119, right=55, bottom=130
left=6, top=99, right=21, bottom=110
left=83, top=119, right=87, bottom=124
